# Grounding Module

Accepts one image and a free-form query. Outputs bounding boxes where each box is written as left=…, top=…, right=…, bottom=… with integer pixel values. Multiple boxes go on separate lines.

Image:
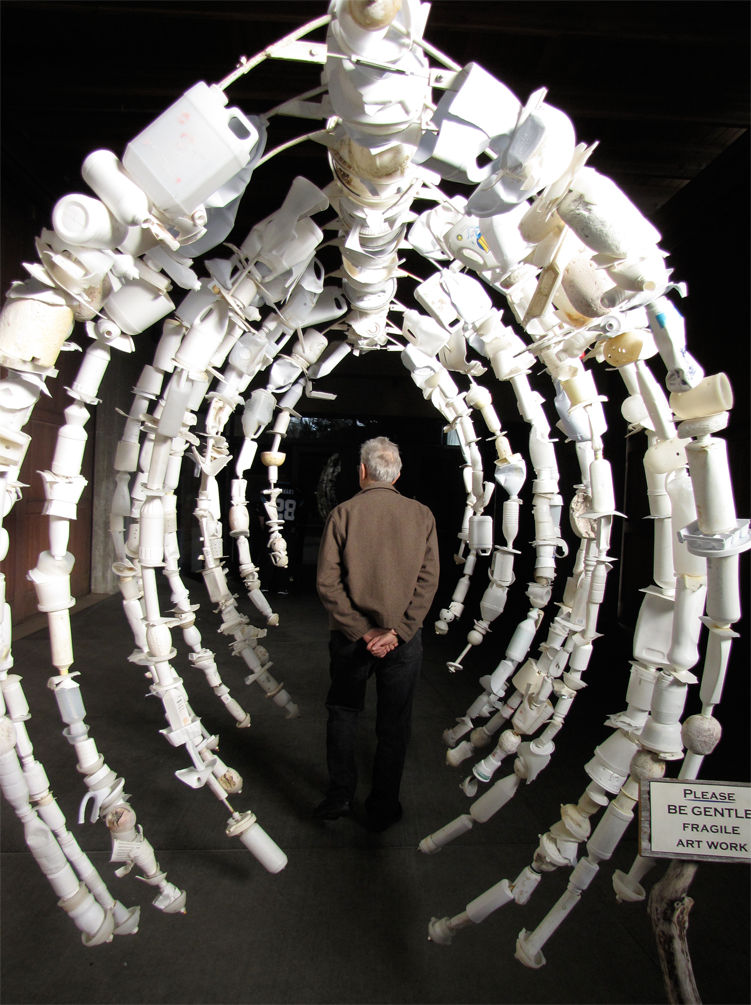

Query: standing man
left=315, top=436, right=439, bottom=831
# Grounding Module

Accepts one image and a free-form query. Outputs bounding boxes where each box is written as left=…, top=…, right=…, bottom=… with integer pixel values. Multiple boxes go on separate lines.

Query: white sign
left=640, top=779, right=751, bottom=864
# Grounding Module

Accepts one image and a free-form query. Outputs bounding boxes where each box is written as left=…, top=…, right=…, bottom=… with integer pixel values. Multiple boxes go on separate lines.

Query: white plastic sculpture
left=0, top=0, right=747, bottom=969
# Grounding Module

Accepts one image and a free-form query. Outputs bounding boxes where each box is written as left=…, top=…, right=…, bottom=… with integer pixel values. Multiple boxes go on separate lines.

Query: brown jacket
left=316, top=483, right=439, bottom=643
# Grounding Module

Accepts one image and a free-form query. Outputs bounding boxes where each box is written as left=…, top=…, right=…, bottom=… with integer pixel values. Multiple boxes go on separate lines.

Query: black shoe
left=313, top=797, right=351, bottom=820
left=365, top=803, right=403, bottom=832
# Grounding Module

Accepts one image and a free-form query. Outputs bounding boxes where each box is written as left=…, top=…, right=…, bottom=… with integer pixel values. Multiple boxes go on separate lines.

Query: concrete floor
left=1, top=579, right=748, bottom=1004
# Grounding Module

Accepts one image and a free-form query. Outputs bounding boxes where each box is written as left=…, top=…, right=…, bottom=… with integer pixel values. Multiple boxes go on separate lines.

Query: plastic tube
left=419, top=814, right=474, bottom=854
left=685, top=437, right=736, bottom=535
left=226, top=812, right=287, bottom=873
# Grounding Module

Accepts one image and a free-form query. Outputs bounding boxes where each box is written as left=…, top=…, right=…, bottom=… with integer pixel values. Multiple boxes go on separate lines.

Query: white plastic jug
left=122, top=82, right=262, bottom=219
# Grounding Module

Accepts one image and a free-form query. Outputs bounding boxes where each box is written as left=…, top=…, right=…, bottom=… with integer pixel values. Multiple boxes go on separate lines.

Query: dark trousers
left=325, top=629, right=422, bottom=816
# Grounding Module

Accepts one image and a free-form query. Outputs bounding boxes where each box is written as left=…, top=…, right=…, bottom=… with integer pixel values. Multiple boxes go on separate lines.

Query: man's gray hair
left=361, top=436, right=402, bottom=483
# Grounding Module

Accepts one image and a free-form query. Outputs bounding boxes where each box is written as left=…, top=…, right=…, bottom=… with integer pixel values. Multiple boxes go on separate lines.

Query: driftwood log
left=648, top=860, right=701, bottom=1004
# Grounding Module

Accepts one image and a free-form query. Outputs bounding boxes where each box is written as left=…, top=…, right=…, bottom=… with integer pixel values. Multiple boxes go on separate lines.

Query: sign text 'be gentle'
left=640, top=779, right=751, bottom=864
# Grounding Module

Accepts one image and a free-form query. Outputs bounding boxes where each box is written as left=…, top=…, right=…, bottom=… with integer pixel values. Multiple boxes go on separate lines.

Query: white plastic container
left=123, top=82, right=261, bottom=218
left=53, top=193, right=128, bottom=249
left=469, top=514, right=493, bottom=555
left=103, top=278, right=174, bottom=336
left=558, top=167, right=662, bottom=257
left=82, top=150, right=151, bottom=226
left=670, top=372, right=733, bottom=420
left=0, top=295, right=74, bottom=368
left=226, top=812, right=287, bottom=874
